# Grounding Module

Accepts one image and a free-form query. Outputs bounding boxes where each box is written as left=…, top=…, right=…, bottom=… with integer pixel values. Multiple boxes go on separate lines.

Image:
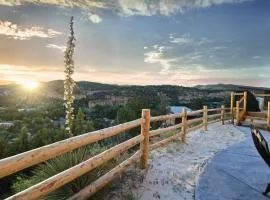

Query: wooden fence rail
left=187, top=117, right=203, bottom=125
left=69, top=151, right=141, bottom=200
left=187, top=109, right=203, bottom=116
left=149, top=124, right=182, bottom=137
left=1, top=105, right=232, bottom=200
left=6, top=135, right=144, bottom=200
left=150, top=113, right=183, bottom=122
left=254, top=94, right=270, bottom=97
left=0, top=119, right=142, bottom=179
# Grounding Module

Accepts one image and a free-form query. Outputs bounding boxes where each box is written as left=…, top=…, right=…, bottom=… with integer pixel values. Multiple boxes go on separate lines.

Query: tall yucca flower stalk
left=64, top=16, right=76, bottom=137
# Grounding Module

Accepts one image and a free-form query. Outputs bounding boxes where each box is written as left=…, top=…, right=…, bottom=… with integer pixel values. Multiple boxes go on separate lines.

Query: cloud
left=0, top=0, right=106, bottom=8
left=143, top=33, right=215, bottom=74
left=0, top=73, right=10, bottom=85
left=88, top=13, right=102, bottom=24
left=46, top=44, right=66, bottom=52
left=252, top=56, right=262, bottom=59
left=0, top=0, right=13, bottom=6
left=212, top=46, right=228, bottom=50
left=169, top=34, right=211, bottom=45
left=195, top=64, right=229, bottom=73
left=0, top=0, right=254, bottom=17
left=259, top=74, right=269, bottom=78
left=117, top=0, right=254, bottom=16
left=0, top=64, right=62, bottom=72
left=169, top=34, right=195, bottom=45
left=0, top=20, right=62, bottom=40
left=144, top=45, right=176, bottom=74
left=143, top=31, right=270, bottom=83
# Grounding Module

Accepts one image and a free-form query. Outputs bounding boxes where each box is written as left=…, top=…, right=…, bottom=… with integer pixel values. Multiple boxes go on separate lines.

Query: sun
left=21, top=81, right=39, bottom=90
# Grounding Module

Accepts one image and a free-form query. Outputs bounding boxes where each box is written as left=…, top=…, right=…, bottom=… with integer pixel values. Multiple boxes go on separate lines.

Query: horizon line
left=1, top=80, right=270, bottom=90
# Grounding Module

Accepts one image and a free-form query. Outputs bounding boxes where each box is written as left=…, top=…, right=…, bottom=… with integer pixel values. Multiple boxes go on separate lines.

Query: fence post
left=181, top=108, right=187, bottom=143
left=230, top=92, right=234, bottom=115
left=203, top=105, right=208, bottom=131
left=267, top=102, right=270, bottom=131
left=230, top=92, right=235, bottom=124
left=236, top=101, right=240, bottom=125
left=140, top=109, right=150, bottom=169
left=221, top=105, right=225, bottom=125
left=243, top=91, right=247, bottom=113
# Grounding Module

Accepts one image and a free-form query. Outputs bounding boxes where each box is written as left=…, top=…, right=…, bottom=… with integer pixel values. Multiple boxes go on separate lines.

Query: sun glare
left=21, top=81, right=39, bottom=90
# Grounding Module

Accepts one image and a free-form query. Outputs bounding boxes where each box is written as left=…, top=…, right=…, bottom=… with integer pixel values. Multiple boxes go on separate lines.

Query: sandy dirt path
left=106, top=122, right=246, bottom=200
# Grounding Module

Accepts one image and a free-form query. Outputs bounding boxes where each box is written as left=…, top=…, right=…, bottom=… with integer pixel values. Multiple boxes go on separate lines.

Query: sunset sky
left=0, top=0, right=270, bottom=86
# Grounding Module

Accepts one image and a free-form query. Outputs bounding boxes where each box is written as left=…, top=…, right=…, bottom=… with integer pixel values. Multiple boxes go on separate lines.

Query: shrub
left=12, top=143, right=108, bottom=199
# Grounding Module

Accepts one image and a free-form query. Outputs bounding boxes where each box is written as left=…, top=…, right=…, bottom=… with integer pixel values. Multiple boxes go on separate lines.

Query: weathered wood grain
left=140, top=109, right=150, bottom=169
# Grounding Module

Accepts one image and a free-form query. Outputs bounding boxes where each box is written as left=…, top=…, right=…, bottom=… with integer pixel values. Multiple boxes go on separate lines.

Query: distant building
left=169, top=106, right=192, bottom=114
left=18, top=108, right=37, bottom=112
left=167, top=106, right=192, bottom=125
left=88, top=95, right=129, bottom=109
left=0, top=107, right=7, bottom=111
left=0, top=122, right=14, bottom=129
left=103, top=117, right=115, bottom=126
left=54, top=117, right=66, bottom=128
left=0, top=89, right=12, bottom=96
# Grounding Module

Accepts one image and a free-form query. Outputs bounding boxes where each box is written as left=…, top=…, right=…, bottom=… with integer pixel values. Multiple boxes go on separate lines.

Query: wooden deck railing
left=1, top=105, right=232, bottom=200
left=243, top=102, right=270, bottom=130
left=231, top=91, right=247, bottom=125
left=254, top=93, right=270, bottom=97
left=231, top=91, right=270, bottom=130
left=268, top=102, right=270, bottom=130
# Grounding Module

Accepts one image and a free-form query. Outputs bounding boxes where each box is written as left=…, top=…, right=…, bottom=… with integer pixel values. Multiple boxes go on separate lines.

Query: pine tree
left=19, top=126, right=29, bottom=152
left=0, top=138, right=5, bottom=158
left=73, top=108, right=94, bottom=136
left=64, top=16, right=76, bottom=137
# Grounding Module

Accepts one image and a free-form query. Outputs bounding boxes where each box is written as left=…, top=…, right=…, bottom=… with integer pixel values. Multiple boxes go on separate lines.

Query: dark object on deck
left=235, top=91, right=260, bottom=112
left=250, top=126, right=270, bottom=195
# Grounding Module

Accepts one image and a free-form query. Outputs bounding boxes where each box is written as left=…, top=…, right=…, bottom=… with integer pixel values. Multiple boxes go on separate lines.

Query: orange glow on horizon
left=18, top=81, right=40, bottom=90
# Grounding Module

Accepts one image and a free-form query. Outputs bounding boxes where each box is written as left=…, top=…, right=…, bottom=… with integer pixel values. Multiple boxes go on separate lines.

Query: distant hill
left=194, top=84, right=270, bottom=91
left=43, top=80, right=120, bottom=91
left=1, top=81, right=269, bottom=94
left=1, top=81, right=269, bottom=106
left=0, top=81, right=221, bottom=106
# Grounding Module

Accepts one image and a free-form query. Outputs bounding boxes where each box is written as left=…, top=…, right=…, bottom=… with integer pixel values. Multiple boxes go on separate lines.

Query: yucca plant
left=12, top=144, right=110, bottom=200
left=64, top=16, right=76, bottom=137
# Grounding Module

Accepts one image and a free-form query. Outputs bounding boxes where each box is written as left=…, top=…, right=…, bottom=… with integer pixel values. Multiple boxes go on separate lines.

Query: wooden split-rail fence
left=0, top=105, right=233, bottom=200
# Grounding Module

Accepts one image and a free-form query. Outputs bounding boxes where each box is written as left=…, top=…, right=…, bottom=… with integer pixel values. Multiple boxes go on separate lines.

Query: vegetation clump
left=12, top=144, right=107, bottom=200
